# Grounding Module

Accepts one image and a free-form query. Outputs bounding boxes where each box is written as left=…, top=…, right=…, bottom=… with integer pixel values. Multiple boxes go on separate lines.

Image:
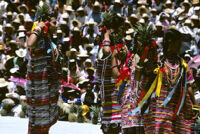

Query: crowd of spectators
left=0, top=0, right=199, bottom=123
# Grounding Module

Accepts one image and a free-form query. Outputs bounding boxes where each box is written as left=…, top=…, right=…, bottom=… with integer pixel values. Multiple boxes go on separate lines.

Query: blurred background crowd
left=0, top=0, right=199, bottom=125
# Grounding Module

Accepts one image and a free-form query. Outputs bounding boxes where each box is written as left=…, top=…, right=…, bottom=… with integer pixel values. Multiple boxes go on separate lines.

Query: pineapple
left=91, top=106, right=100, bottom=125
left=68, top=105, right=77, bottom=122
left=76, top=106, right=84, bottom=123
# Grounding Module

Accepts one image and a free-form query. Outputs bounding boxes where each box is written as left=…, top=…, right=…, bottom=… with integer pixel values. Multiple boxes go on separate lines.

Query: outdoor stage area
left=0, top=116, right=102, bottom=134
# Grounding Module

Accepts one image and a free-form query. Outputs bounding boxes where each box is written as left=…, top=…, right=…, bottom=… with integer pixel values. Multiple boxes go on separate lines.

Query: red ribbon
left=115, top=66, right=130, bottom=84
left=44, top=21, right=50, bottom=36
left=99, top=26, right=107, bottom=32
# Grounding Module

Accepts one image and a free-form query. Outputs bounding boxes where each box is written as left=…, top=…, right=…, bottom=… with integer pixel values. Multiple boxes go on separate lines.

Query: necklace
left=164, top=58, right=181, bottom=86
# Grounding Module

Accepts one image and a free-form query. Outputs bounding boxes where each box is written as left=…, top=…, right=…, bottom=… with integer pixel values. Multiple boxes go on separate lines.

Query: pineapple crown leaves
left=90, top=106, right=100, bottom=115
left=36, top=2, right=51, bottom=21
left=102, top=12, right=114, bottom=29
left=134, top=23, right=154, bottom=47
left=70, top=105, right=77, bottom=113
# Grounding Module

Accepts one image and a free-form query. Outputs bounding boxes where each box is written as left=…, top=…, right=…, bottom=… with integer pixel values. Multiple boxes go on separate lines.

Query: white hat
left=130, top=13, right=138, bottom=18
left=84, top=43, right=94, bottom=49
left=138, top=0, right=147, bottom=5
left=77, top=7, right=84, bottom=11
left=15, top=48, right=27, bottom=57
left=94, top=1, right=100, bottom=7
left=17, top=4, right=29, bottom=12
left=71, top=48, right=77, bottom=52
left=125, top=35, right=132, bottom=41
left=66, top=6, right=74, bottom=12
left=61, top=13, right=69, bottom=19
left=60, top=20, right=67, bottom=25
left=180, top=0, right=192, bottom=7
left=126, top=28, right=134, bottom=34
left=138, top=18, right=145, bottom=24
left=10, top=67, right=19, bottom=74
left=191, top=15, right=199, bottom=20
left=63, top=37, right=70, bottom=42
left=184, top=19, right=192, bottom=25
left=142, top=13, right=149, bottom=18
left=69, top=59, right=76, bottom=62
left=85, top=58, right=92, bottom=63
left=87, top=18, right=97, bottom=25
left=73, top=27, right=80, bottom=31
left=155, top=21, right=163, bottom=27
left=77, top=51, right=89, bottom=57
left=165, top=0, right=172, bottom=5
left=18, top=32, right=26, bottom=38
left=194, top=6, right=200, bottom=11
left=57, top=29, right=62, bottom=34
left=0, top=78, right=8, bottom=87
left=7, top=11, right=13, bottom=16
left=151, top=8, right=157, bottom=12
left=114, top=0, right=121, bottom=3
left=18, top=25, right=26, bottom=32
left=13, top=19, right=20, bottom=24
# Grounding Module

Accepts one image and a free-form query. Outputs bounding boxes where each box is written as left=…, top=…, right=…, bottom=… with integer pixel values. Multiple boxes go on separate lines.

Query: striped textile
left=26, top=39, right=61, bottom=134
left=97, top=54, right=121, bottom=125
left=143, top=74, right=195, bottom=134
left=120, top=57, right=144, bottom=129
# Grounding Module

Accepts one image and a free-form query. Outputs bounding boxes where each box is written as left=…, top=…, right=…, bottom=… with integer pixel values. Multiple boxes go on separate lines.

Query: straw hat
left=7, top=11, right=13, bottom=16
left=9, top=40, right=18, bottom=45
left=18, top=32, right=26, bottom=38
left=130, top=13, right=138, bottom=19
left=184, top=19, right=193, bottom=26
left=77, top=51, right=89, bottom=58
left=125, top=35, right=132, bottom=41
left=94, top=1, right=100, bottom=7
left=191, top=15, right=199, bottom=20
left=126, top=28, right=134, bottom=34
left=194, top=6, right=200, bottom=11
left=151, top=8, right=157, bottom=13
left=164, top=0, right=172, bottom=7
left=138, top=0, right=147, bottom=5
left=174, top=7, right=184, bottom=16
left=17, top=4, right=28, bottom=12
left=113, top=0, right=121, bottom=4
left=66, top=6, right=74, bottom=12
left=180, top=0, right=192, bottom=7
left=0, top=78, right=8, bottom=88
left=77, top=7, right=84, bottom=12
left=86, top=18, right=97, bottom=25
left=155, top=21, right=163, bottom=27
left=73, top=27, right=80, bottom=32
left=66, top=48, right=79, bottom=57
left=18, top=25, right=26, bottom=32
left=137, top=5, right=148, bottom=14
left=84, top=43, right=94, bottom=49
left=15, top=48, right=27, bottom=58
left=13, top=19, right=21, bottom=24
left=3, top=23, right=14, bottom=31
left=63, top=37, right=70, bottom=42
left=57, top=29, right=62, bottom=34
left=178, top=15, right=186, bottom=21
left=165, top=8, right=174, bottom=14
left=142, top=13, right=150, bottom=19
left=61, top=13, right=69, bottom=19
left=138, top=18, right=145, bottom=24
left=71, top=19, right=81, bottom=28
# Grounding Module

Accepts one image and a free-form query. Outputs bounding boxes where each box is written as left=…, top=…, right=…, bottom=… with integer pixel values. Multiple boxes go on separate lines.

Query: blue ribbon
left=117, top=81, right=127, bottom=103
left=161, top=67, right=184, bottom=106
left=177, top=70, right=187, bottom=115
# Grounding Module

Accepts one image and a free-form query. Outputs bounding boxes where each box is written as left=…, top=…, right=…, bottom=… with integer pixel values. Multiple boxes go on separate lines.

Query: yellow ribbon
left=182, top=60, right=188, bottom=72
left=155, top=68, right=163, bottom=97
left=138, top=72, right=158, bottom=107
left=31, top=21, right=38, bottom=32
